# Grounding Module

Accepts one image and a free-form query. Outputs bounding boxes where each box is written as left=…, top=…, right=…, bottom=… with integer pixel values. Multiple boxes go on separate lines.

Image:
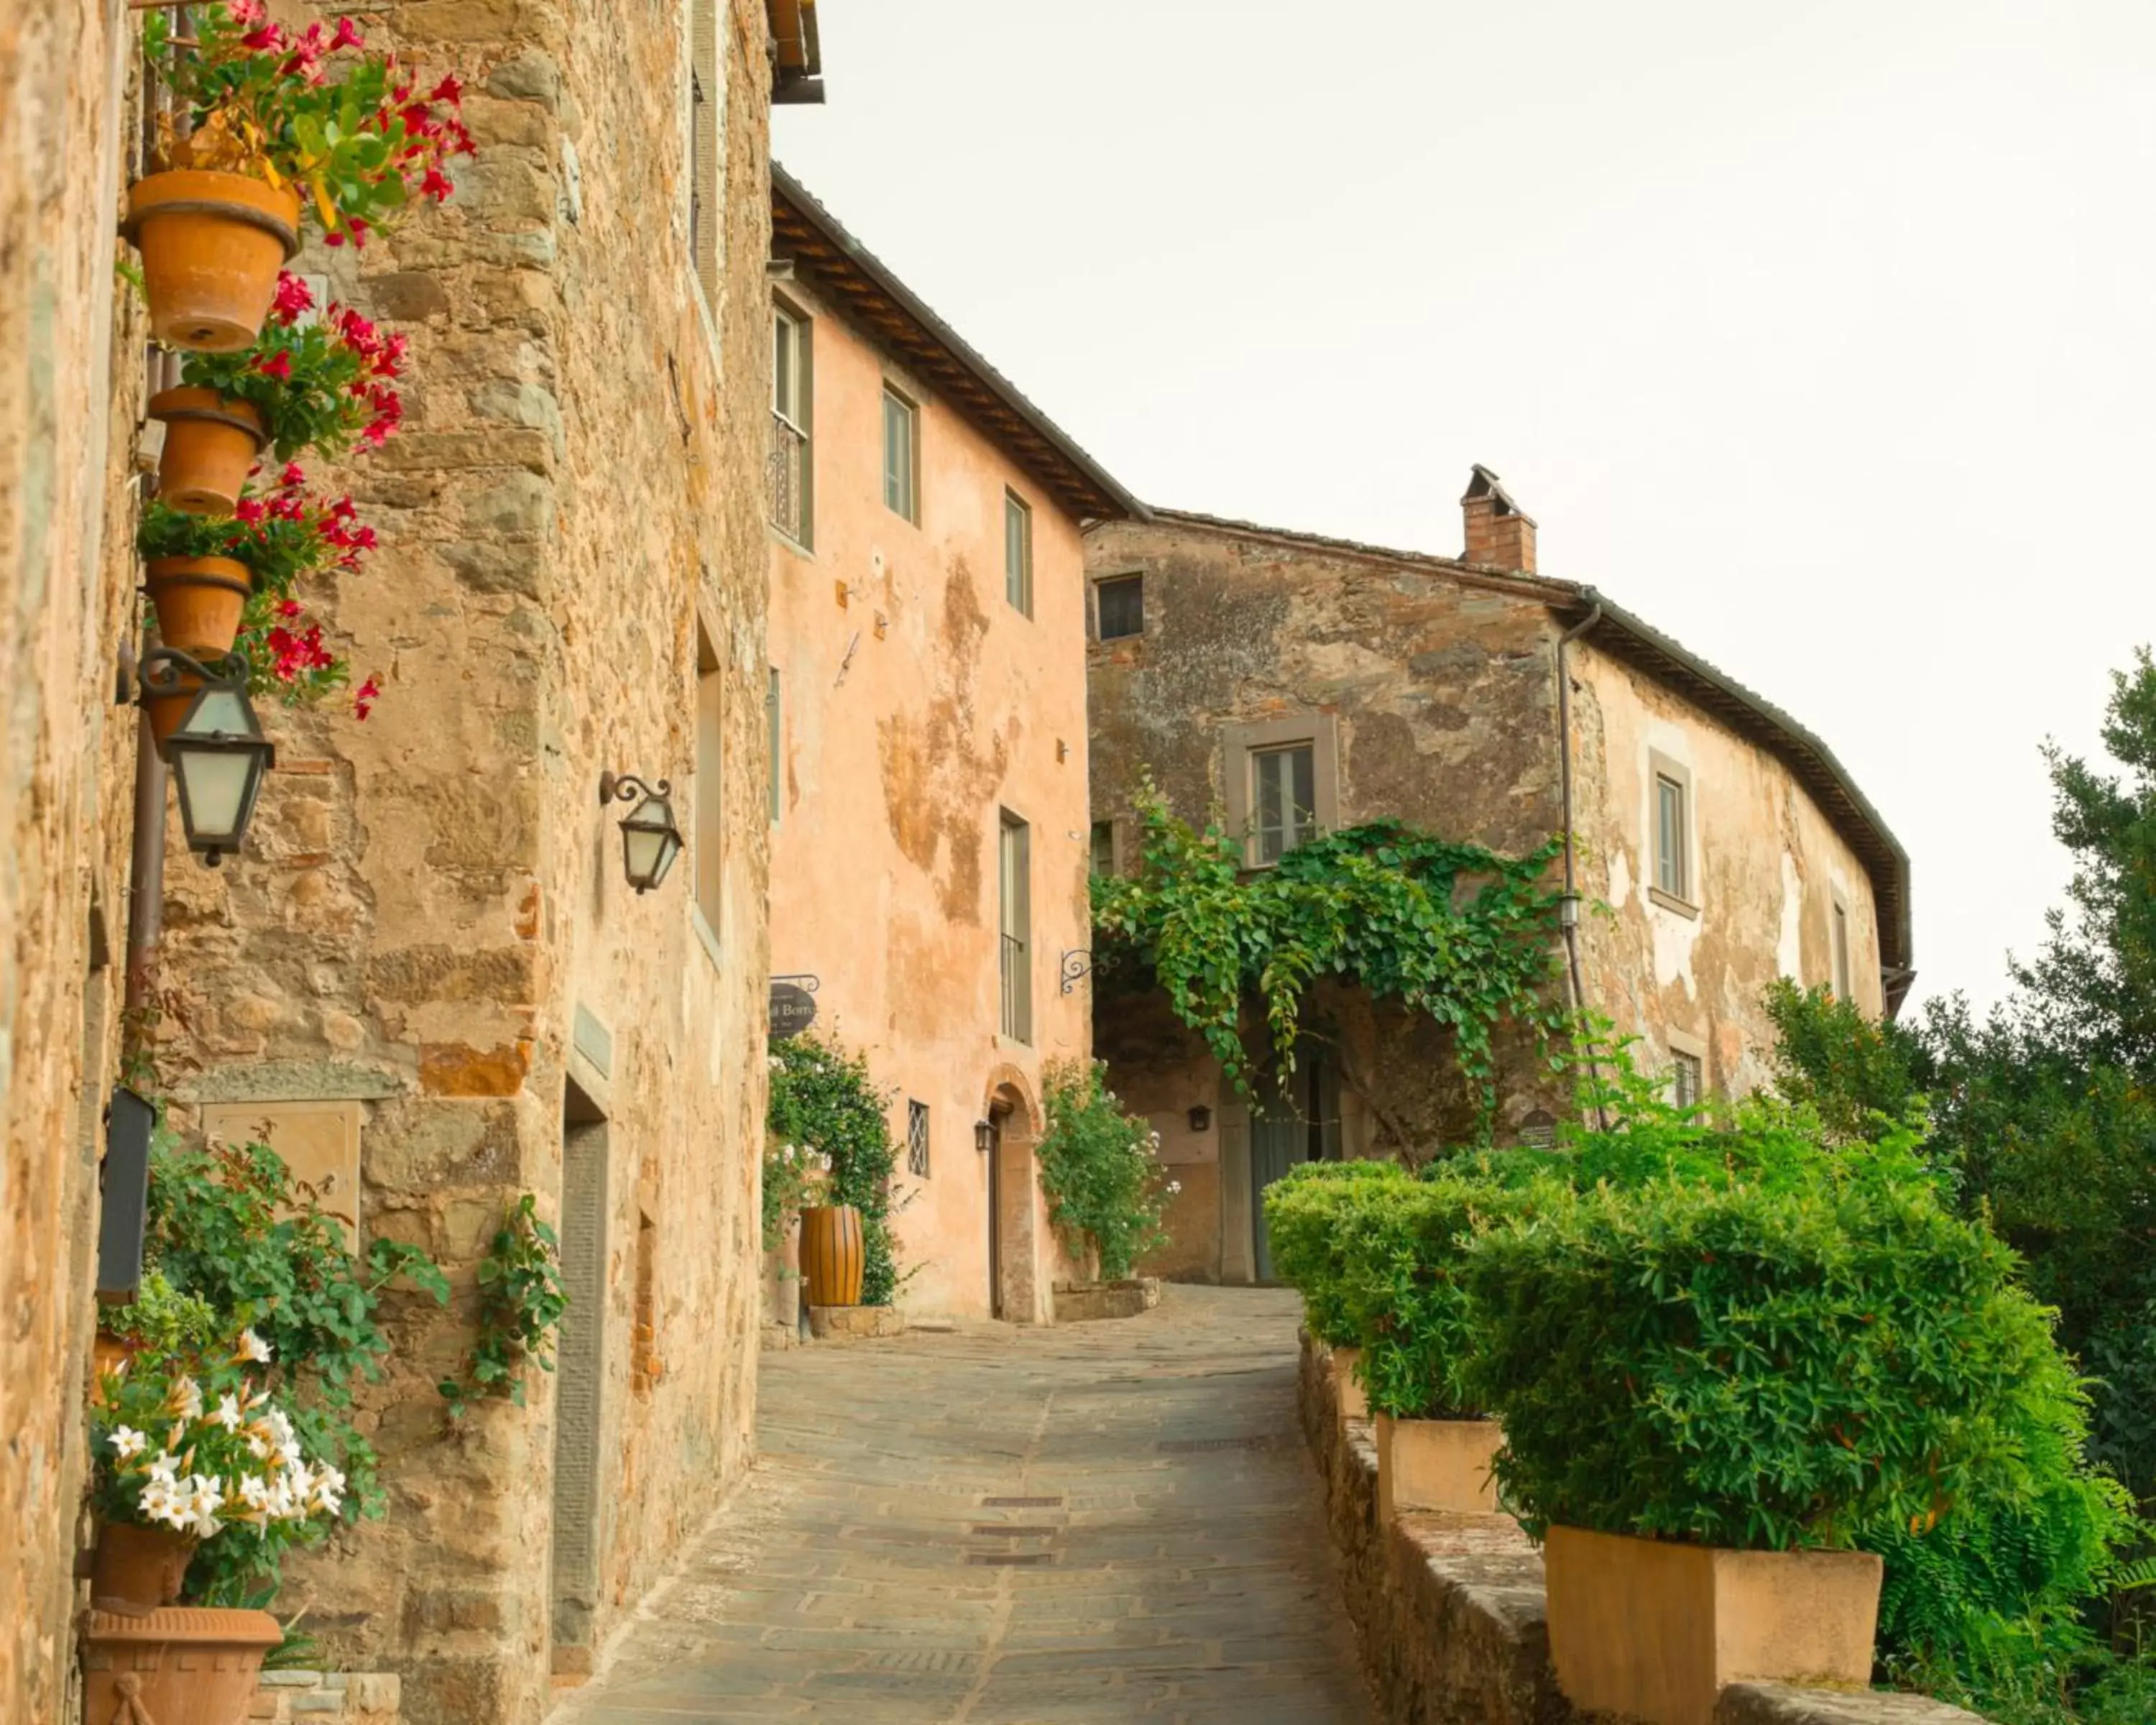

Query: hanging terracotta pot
left=91, top=1522, right=196, bottom=1613
left=150, top=388, right=267, bottom=515
left=90, top=1330, right=147, bottom=1404
left=82, top=1605, right=280, bottom=1725
left=143, top=661, right=211, bottom=750
left=144, top=557, right=252, bottom=659
left=800, top=1204, right=865, bottom=1307
left=124, top=169, right=302, bottom=352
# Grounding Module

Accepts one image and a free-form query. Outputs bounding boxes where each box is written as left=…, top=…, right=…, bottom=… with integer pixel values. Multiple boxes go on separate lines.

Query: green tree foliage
left=1091, top=780, right=1567, bottom=1115
left=767, top=1033, right=903, bottom=1305
left=1035, top=1060, right=1172, bottom=1281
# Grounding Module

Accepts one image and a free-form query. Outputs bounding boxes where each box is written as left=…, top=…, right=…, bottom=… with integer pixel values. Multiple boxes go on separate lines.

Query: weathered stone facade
left=765, top=173, right=1143, bottom=1320
left=1087, top=485, right=1909, bottom=1282
left=135, top=2, right=782, bottom=1719
left=0, top=4, right=149, bottom=1718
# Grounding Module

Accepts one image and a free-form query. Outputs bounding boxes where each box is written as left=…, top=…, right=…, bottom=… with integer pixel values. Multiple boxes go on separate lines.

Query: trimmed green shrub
left=1263, top=1160, right=1415, bottom=1346
left=1036, top=1059, right=1171, bottom=1281
left=1461, top=1166, right=2088, bottom=1552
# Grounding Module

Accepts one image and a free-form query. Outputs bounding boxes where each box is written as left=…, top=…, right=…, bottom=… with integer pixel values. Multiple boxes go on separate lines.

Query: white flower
left=137, top=1478, right=188, bottom=1530
left=1167, top=1180, right=1182, bottom=1195
left=768, top=1055, right=783, bottom=1070
left=238, top=1475, right=272, bottom=1512
left=236, top=1328, right=272, bottom=1364
left=310, top=1463, right=346, bottom=1516
left=206, top=1394, right=242, bottom=1432
left=109, top=1426, right=148, bottom=1460
left=244, top=1430, right=271, bottom=1460
left=168, top=1376, right=203, bottom=1422
left=182, top=1474, right=224, bottom=1537
left=145, top=1453, right=180, bottom=1489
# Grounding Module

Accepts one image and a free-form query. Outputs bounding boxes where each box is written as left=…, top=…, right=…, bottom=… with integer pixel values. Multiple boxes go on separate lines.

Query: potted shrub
left=1460, top=1160, right=2093, bottom=1725
left=150, top=275, right=405, bottom=513
left=768, top=1036, right=903, bottom=1310
left=763, top=1136, right=830, bottom=1329
left=137, top=463, right=373, bottom=689
left=1035, top=1059, right=1175, bottom=1296
left=128, top=4, right=470, bottom=350
left=1263, top=1159, right=1414, bottom=1424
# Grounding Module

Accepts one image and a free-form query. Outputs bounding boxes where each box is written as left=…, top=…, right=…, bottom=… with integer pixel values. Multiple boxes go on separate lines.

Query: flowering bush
left=180, top=274, right=405, bottom=461
left=1036, top=1059, right=1172, bottom=1281
left=761, top=1135, right=833, bottom=1251
left=91, top=1326, right=344, bottom=1562
left=766, top=1036, right=903, bottom=1304
left=143, top=3, right=472, bottom=246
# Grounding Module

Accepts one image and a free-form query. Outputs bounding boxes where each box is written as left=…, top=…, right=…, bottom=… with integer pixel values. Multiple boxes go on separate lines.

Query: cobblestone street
left=555, top=1286, right=1370, bottom=1724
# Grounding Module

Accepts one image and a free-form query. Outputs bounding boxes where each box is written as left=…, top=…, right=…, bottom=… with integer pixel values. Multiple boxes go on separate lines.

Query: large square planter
left=81, top=1605, right=280, bottom=1724
left=1329, top=1345, right=1368, bottom=1423
left=1543, top=1524, right=1883, bottom=1725
left=1373, top=1413, right=1503, bottom=1519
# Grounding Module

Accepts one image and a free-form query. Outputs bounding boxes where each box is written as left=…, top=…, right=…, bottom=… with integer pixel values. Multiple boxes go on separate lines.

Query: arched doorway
left=982, top=1072, right=1042, bottom=1322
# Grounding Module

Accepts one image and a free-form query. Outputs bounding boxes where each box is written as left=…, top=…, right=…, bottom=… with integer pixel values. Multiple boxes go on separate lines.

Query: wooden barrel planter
left=800, top=1204, right=865, bottom=1307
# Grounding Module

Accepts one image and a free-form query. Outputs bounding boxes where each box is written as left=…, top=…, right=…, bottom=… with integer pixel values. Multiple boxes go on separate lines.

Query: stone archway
left=982, top=1066, right=1044, bottom=1324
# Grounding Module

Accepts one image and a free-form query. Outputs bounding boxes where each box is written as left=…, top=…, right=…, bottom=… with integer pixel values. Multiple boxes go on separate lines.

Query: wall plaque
left=769, top=976, right=819, bottom=1042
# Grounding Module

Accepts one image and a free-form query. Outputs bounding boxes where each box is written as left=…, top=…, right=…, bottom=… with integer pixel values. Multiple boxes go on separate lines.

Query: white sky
left=775, top=1, right=2156, bottom=1017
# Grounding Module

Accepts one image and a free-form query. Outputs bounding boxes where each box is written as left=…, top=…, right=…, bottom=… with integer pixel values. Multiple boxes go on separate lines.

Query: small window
left=770, top=306, right=811, bottom=544
left=881, top=385, right=918, bottom=522
left=1252, top=743, right=1317, bottom=865
left=1672, top=1049, right=1703, bottom=1110
left=695, top=622, right=723, bottom=938
left=1003, top=491, right=1033, bottom=617
left=765, top=667, right=781, bottom=825
left=998, top=812, right=1031, bottom=1044
left=1655, top=774, right=1687, bottom=899
left=1831, top=896, right=1852, bottom=999
left=906, top=1099, right=931, bottom=1178
left=1095, top=574, right=1143, bottom=640
left=1089, top=819, right=1117, bottom=878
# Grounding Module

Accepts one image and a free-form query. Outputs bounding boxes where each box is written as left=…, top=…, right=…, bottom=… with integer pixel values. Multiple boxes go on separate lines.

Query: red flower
left=277, top=599, right=303, bottom=619
left=272, top=272, right=313, bottom=324
left=228, top=0, right=267, bottom=23
left=240, top=24, right=283, bottom=52
left=346, top=216, right=370, bottom=249
left=257, top=349, right=293, bottom=382
left=420, top=167, right=453, bottom=203
left=331, top=17, right=364, bottom=50
left=324, top=231, right=346, bottom=248
left=234, top=497, right=267, bottom=525
left=277, top=461, right=307, bottom=489
left=328, top=495, right=358, bottom=521
left=361, top=420, right=392, bottom=448
left=430, top=74, right=464, bottom=105
left=354, top=676, right=381, bottom=721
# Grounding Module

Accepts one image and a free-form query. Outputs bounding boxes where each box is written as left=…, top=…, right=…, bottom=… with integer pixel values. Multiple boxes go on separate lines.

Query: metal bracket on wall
left=1059, top=950, right=1092, bottom=995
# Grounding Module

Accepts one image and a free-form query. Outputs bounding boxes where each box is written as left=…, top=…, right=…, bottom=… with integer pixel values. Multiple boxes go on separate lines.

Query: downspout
left=1556, top=602, right=1606, bottom=1130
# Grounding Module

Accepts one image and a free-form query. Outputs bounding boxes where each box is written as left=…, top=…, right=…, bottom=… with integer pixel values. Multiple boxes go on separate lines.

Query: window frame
left=1830, top=891, right=1853, bottom=999
left=880, top=383, right=919, bottom=524
left=1222, top=714, right=1341, bottom=870
left=770, top=299, right=813, bottom=548
left=998, top=810, right=1032, bottom=1044
left=1093, top=572, right=1144, bottom=640
left=906, top=1098, right=931, bottom=1179
left=1088, top=818, right=1119, bottom=878
left=1646, top=750, right=1699, bottom=916
left=1669, top=1027, right=1708, bottom=1109
left=1003, top=489, right=1033, bottom=617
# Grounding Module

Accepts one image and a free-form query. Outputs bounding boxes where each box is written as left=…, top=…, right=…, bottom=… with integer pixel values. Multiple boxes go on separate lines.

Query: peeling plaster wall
left=0, top=3, right=143, bottom=1716
left=767, top=270, right=1092, bottom=1322
left=147, top=3, right=774, bottom=1719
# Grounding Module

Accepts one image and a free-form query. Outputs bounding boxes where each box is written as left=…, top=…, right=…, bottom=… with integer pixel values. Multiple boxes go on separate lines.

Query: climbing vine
left=438, top=1192, right=568, bottom=1420
left=1091, top=781, right=1568, bottom=1113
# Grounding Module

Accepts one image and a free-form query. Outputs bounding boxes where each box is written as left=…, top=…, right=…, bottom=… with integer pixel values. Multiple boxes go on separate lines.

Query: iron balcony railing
left=768, top=411, right=806, bottom=540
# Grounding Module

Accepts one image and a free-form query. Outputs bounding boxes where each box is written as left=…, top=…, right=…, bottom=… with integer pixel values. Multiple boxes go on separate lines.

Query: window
left=1648, top=752, right=1695, bottom=912
left=1223, top=714, right=1340, bottom=869
left=1089, top=819, right=1117, bottom=878
left=1672, top=1049, right=1703, bottom=1110
left=765, top=667, right=781, bottom=825
left=694, top=622, right=723, bottom=939
left=770, top=305, right=811, bottom=544
left=1831, top=894, right=1853, bottom=999
left=998, top=812, right=1031, bottom=1043
left=881, top=385, right=918, bottom=522
left=1003, top=490, right=1033, bottom=617
left=1252, top=745, right=1317, bottom=865
left=687, top=1, right=722, bottom=297
left=906, top=1099, right=931, bottom=1178
left=1095, top=574, right=1143, bottom=640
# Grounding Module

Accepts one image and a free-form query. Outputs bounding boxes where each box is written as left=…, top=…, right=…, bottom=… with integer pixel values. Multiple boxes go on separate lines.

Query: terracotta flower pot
left=82, top=1605, right=280, bottom=1725
left=91, top=1522, right=197, bottom=1612
left=144, top=556, right=252, bottom=658
left=142, top=662, right=210, bottom=750
left=150, top=388, right=267, bottom=515
left=91, top=1329, right=147, bottom=1404
left=1542, top=1524, right=1883, bottom=1725
left=800, top=1204, right=865, bottom=1307
left=124, top=169, right=302, bottom=352
left=1373, top=1413, right=1504, bottom=1520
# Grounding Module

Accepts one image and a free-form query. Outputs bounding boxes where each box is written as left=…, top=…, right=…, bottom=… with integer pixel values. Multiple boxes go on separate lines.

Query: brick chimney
left=1461, top=465, right=1537, bottom=573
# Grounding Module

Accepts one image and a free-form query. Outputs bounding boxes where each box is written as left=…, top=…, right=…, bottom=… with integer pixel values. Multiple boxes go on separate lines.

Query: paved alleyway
left=555, top=1285, right=1370, bottom=1724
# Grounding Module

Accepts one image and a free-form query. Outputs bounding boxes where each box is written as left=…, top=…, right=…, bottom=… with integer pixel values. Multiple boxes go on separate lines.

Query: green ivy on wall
left=767, top=1034, right=903, bottom=1305
left=1091, top=780, right=1568, bottom=1116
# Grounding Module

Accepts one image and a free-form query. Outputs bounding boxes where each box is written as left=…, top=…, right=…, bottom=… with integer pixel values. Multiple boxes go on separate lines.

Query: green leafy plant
left=137, top=1133, right=447, bottom=1604
left=1260, top=1160, right=1417, bottom=1348
left=179, top=273, right=405, bottom=461
left=760, top=1134, right=831, bottom=1251
left=767, top=1035, right=903, bottom=1305
left=439, top=1193, right=568, bottom=1420
left=1035, top=1059, right=1173, bottom=1281
left=1092, top=778, right=1566, bottom=1118
left=143, top=3, right=471, bottom=245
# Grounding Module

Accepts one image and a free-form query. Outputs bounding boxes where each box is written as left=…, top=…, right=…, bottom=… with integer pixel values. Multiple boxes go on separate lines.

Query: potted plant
left=150, top=275, right=406, bottom=513
left=129, top=3, right=470, bottom=350
left=1460, top=1158, right=2099, bottom=1725
left=767, top=1036, right=903, bottom=1309
left=1263, top=1159, right=1416, bottom=1425
left=763, top=1136, right=829, bottom=1329
left=1035, top=1059, right=1174, bottom=1294
left=137, top=463, right=373, bottom=689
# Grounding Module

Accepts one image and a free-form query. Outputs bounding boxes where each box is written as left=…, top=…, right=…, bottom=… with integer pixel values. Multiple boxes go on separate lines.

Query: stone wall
left=1296, top=1333, right=1989, bottom=1725
left=149, top=3, right=776, bottom=1720
left=0, top=2, right=149, bottom=1719
left=249, top=1670, right=402, bottom=1721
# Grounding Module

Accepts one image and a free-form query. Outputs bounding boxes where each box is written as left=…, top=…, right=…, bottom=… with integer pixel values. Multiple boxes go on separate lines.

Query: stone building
left=1086, top=470, right=1912, bottom=1284
left=766, top=168, right=1146, bottom=1320
left=0, top=1, right=816, bottom=1721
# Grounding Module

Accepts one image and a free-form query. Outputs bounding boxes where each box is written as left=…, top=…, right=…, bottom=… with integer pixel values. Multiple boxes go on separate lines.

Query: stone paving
left=554, top=1285, right=1372, bottom=1724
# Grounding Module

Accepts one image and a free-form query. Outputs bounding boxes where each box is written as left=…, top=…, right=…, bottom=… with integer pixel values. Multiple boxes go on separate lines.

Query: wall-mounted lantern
left=143, top=648, right=274, bottom=867
left=599, top=771, right=683, bottom=893
left=974, top=1118, right=995, bottom=1156
left=1187, top=1105, right=1212, bottom=1134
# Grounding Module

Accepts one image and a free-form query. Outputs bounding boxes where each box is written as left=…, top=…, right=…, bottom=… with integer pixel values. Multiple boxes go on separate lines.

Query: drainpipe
left=1556, top=602, right=1606, bottom=1130
left=122, top=658, right=167, bottom=1054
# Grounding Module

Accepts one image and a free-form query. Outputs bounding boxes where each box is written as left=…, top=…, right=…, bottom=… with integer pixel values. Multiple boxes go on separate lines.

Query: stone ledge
left=1052, top=1276, right=1161, bottom=1322
left=806, top=1304, right=905, bottom=1340
left=245, top=1670, right=400, bottom=1721
left=1296, top=1333, right=1991, bottom=1725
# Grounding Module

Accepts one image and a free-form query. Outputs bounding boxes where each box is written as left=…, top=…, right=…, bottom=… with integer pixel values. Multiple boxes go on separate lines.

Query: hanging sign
left=769, top=975, right=819, bottom=1042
